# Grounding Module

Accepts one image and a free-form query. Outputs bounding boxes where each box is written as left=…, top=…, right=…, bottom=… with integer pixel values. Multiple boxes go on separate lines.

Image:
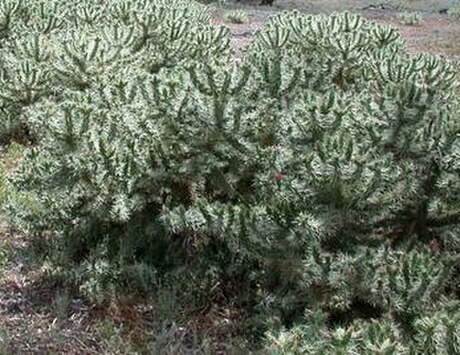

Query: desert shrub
left=0, top=0, right=226, bottom=141
left=0, top=246, right=7, bottom=271
left=5, top=2, right=460, bottom=352
left=397, top=11, right=423, bottom=26
left=224, top=10, right=249, bottom=24
left=265, top=303, right=460, bottom=354
left=215, top=0, right=229, bottom=7
left=0, top=328, right=12, bottom=354
left=447, top=6, right=460, bottom=20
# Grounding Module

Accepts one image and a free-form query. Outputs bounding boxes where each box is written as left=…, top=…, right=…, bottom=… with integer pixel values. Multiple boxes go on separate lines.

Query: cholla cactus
left=265, top=307, right=460, bottom=353
left=0, top=0, right=229, bottom=137
left=0, top=0, right=20, bottom=40
left=447, top=7, right=460, bottom=20
left=397, top=12, right=423, bottom=26
left=223, top=10, right=249, bottom=24
left=4, top=3, right=460, bottom=352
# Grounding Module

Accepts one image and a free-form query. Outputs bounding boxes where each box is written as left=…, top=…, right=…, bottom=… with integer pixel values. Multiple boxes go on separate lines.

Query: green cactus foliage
left=1, top=1, right=459, bottom=352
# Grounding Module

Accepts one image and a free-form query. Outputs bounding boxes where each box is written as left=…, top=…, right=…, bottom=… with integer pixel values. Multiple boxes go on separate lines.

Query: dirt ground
left=215, top=0, right=460, bottom=60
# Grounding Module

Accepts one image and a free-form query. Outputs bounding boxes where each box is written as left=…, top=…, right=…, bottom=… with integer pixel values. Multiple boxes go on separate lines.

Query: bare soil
left=216, top=0, right=460, bottom=60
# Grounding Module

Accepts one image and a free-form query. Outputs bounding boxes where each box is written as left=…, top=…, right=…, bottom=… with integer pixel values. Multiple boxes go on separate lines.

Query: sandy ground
left=215, top=0, right=460, bottom=60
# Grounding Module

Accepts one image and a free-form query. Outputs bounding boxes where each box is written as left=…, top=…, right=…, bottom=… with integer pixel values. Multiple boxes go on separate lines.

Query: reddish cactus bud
left=275, top=172, right=284, bottom=183
left=430, top=239, right=441, bottom=253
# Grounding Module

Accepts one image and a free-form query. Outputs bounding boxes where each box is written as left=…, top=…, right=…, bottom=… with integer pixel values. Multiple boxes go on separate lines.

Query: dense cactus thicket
left=1, top=0, right=459, bottom=352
